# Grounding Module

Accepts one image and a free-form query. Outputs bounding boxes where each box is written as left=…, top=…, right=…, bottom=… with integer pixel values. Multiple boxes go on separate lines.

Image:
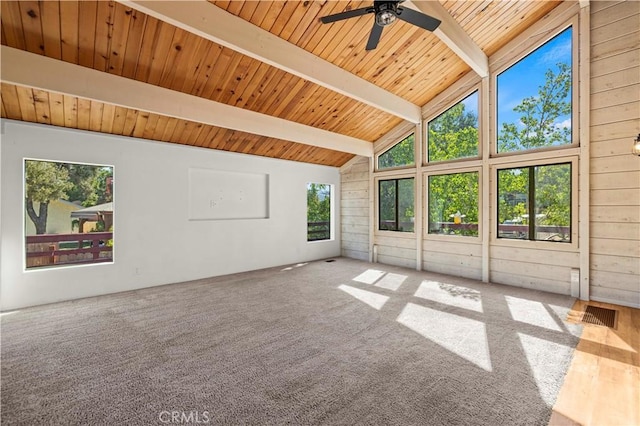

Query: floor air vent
left=581, top=305, right=617, bottom=328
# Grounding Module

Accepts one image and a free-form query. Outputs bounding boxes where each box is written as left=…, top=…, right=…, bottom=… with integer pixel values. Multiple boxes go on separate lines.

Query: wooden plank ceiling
left=1, top=0, right=560, bottom=167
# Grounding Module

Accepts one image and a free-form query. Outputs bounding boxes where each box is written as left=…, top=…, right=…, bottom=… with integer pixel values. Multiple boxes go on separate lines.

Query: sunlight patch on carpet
left=338, top=285, right=389, bottom=310
left=352, top=269, right=386, bottom=284
left=414, top=280, right=483, bottom=313
left=518, top=333, right=573, bottom=407
left=397, top=303, right=492, bottom=371
left=506, top=296, right=562, bottom=331
left=375, top=273, right=407, bottom=291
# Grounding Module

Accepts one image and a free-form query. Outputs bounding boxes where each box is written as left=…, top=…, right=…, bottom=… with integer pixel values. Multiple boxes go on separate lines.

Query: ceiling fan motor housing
left=375, top=1, right=400, bottom=27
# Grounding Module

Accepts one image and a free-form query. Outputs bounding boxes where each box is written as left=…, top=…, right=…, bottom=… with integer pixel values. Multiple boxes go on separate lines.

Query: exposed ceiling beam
left=120, top=0, right=422, bottom=124
left=0, top=46, right=373, bottom=157
left=406, top=1, right=489, bottom=78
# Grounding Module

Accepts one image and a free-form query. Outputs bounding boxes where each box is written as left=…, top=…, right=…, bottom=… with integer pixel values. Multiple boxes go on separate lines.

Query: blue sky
left=496, top=27, right=572, bottom=132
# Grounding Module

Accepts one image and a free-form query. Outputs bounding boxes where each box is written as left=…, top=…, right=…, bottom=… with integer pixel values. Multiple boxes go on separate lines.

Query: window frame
left=375, top=130, right=416, bottom=172
left=306, top=182, right=334, bottom=243
left=491, top=18, right=579, bottom=158
left=23, top=157, right=115, bottom=272
left=424, top=166, right=482, bottom=241
left=375, top=175, right=416, bottom=236
left=424, top=87, right=482, bottom=165
left=491, top=155, right=578, bottom=251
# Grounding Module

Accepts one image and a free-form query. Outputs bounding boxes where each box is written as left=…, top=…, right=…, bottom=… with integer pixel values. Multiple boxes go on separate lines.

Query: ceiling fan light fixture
left=375, top=10, right=397, bottom=26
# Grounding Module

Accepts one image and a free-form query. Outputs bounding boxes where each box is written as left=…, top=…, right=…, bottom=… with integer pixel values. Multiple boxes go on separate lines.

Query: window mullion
left=395, top=180, right=400, bottom=231
left=528, top=167, right=535, bottom=240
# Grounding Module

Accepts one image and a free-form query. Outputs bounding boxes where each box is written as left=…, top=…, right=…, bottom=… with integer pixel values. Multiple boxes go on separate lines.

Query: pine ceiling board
left=120, top=107, right=138, bottom=136
left=217, top=54, right=256, bottom=105
left=107, top=2, right=134, bottom=76
left=198, top=45, right=236, bottom=99
left=305, top=3, right=365, bottom=58
left=214, top=1, right=231, bottom=12
left=232, top=61, right=272, bottom=109
left=18, top=1, right=44, bottom=55
left=31, top=89, right=51, bottom=125
left=59, top=1, right=80, bottom=63
left=295, top=1, right=348, bottom=50
left=15, top=85, right=38, bottom=123
left=93, top=1, right=115, bottom=73
left=120, top=6, right=147, bottom=79
left=63, top=95, right=78, bottom=129
left=248, top=1, right=274, bottom=28
left=169, top=32, right=207, bottom=92
left=157, top=114, right=178, bottom=143
left=1, top=2, right=26, bottom=50
left=1, top=83, right=23, bottom=119
left=158, top=28, right=192, bottom=88
left=189, top=122, right=209, bottom=147
left=187, top=44, right=224, bottom=97
left=77, top=1, right=98, bottom=68
left=132, top=14, right=160, bottom=82
left=349, top=23, right=426, bottom=80
left=178, top=38, right=217, bottom=95
left=158, top=116, right=177, bottom=142
left=483, top=2, right=561, bottom=56
left=111, top=105, right=128, bottom=135
left=194, top=124, right=216, bottom=148
left=100, top=103, right=117, bottom=134
left=40, top=0, right=62, bottom=60
left=88, top=101, right=103, bottom=132
left=287, top=1, right=327, bottom=46
left=48, top=92, right=66, bottom=127
left=226, top=0, right=244, bottom=17
left=237, top=1, right=260, bottom=22
left=145, top=21, right=177, bottom=86
left=76, top=98, right=92, bottom=131
left=353, top=26, right=435, bottom=89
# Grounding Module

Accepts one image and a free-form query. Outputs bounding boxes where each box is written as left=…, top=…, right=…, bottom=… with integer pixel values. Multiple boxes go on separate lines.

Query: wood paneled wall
left=340, top=157, right=370, bottom=261
left=589, top=0, right=640, bottom=307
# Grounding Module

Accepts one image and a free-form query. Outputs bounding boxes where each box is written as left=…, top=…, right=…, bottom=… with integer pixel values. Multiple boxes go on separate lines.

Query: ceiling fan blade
left=396, top=7, right=441, bottom=32
left=365, top=22, right=384, bottom=51
left=320, top=7, right=374, bottom=24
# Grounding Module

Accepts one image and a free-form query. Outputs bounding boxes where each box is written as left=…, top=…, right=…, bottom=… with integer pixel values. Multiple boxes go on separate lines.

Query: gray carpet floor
left=1, top=257, right=582, bottom=425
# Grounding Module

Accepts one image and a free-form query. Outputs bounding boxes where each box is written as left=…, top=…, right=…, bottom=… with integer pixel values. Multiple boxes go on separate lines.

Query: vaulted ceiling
left=1, top=0, right=560, bottom=167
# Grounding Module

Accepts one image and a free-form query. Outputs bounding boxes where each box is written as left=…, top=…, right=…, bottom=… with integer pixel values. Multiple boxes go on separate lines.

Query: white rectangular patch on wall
left=188, top=168, right=269, bottom=220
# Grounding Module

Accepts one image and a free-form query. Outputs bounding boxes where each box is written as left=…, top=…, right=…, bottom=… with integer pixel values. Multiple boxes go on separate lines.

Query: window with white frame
left=496, top=27, right=573, bottom=154
left=497, top=162, right=571, bottom=242
left=307, top=183, right=332, bottom=241
left=378, top=133, right=415, bottom=170
left=427, top=91, right=479, bottom=162
left=378, top=178, right=415, bottom=232
left=24, top=159, right=114, bottom=269
left=428, top=171, right=479, bottom=237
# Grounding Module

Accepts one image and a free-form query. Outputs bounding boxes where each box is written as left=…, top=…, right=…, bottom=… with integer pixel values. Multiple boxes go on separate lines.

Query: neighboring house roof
left=70, top=202, right=113, bottom=220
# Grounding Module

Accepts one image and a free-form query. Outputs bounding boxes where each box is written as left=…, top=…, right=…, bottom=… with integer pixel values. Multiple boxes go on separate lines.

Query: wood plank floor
left=550, top=300, right=640, bottom=425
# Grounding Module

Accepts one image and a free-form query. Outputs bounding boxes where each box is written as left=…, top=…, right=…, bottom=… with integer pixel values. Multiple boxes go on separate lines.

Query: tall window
left=428, top=91, right=479, bottom=162
left=378, top=134, right=415, bottom=170
left=428, top=172, right=479, bottom=236
left=496, top=27, right=573, bottom=153
left=379, top=178, right=414, bottom=232
left=24, top=159, right=114, bottom=269
left=307, top=183, right=331, bottom=241
left=497, top=163, right=571, bottom=242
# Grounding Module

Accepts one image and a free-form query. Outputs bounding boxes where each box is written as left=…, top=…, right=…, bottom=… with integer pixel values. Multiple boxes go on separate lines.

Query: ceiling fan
left=319, top=1, right=441, bottom=51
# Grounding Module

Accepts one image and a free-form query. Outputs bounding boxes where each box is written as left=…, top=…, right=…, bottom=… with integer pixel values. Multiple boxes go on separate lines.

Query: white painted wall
left=0, top=120, right=341, bottom=310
